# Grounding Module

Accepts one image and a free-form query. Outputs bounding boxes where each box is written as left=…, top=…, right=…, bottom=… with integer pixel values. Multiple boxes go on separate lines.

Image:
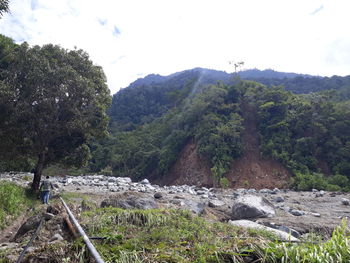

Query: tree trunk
left=32, top=152, right=46, bottom=191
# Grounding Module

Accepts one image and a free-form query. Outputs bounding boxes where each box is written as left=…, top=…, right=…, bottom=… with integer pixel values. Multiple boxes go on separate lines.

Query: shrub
left=261, top=219, right=350, bottom=262
left=0, top=181, right=29, bottom=229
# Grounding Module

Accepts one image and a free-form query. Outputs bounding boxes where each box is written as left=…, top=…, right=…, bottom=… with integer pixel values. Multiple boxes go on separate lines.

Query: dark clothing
left=40, top=180, right=53, bottom=191
left=40, top=179, right=53, bottom=204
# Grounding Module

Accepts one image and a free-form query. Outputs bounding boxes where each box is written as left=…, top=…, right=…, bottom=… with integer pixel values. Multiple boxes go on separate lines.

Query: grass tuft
left=0, top=181, right=36, bottom=230
left=258, top=219, right=350, bottom=262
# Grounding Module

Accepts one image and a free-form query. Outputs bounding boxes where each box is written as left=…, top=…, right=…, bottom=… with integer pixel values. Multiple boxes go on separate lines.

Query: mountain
left=238, top=68, right=315, bottom=79
left=122, top=68, right=350, bottom=96
left=90, top=69, right=350, bottom=191
left=126, top=68, right=314, bottom=91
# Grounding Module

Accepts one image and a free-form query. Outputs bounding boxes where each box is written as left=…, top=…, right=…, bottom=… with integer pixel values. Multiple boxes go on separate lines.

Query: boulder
left=140, top=179, right=150, bottom=185
left=262, top=222, right=300, bottom=238
left=247, top=189, right=257, bottom=194
left=259, top=189, right=273, bottom=194
left=315, top=190, right=325, bottom=197
left=13, top=214, right=42, bottom=241
left=43, top=213, right=55, bottom=221
left=101, top=192, right=158, bottom=210
left=208, top=200, right=225, bottom=208
left=289, top=209, right=305, bottom=216
left=341, top=198, right=350, bottom=205
left=231, top=195, right=275, bottom=220
left=274, top=196, right=284, bottom=203
left=228, top=220, right=299, bottom=241
left=182, top=200, right=205, bottom=214
left=154, top=192, right=163, bottom=199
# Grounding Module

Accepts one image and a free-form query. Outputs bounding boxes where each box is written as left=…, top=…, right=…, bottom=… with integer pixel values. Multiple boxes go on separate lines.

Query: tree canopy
left=0, top=38, right=111, bottom=189
left=0, top=0, right=9, bottom=17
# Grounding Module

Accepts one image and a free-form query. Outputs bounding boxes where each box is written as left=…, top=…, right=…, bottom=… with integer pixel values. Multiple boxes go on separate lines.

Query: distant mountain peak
left=126, top=68, right=318, bottom=90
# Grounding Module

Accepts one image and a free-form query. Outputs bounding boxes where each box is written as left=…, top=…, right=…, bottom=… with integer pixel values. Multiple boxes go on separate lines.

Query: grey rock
left=263, top=222, right=300, bottom=238
left=277, top=225, right=300, bottom=238
left=117, top=177, right=132, bottom=183
left=140, top=179, right=150, bottom=185
left=208, top=200, right=225, bottom=208
left=315, top=190, right=325, bottom=197
left=43, top=213, right=55, bottom=221
left=259, top=189, right=273, bottom=194
left=270, top=188, right=279, bottom=194
left=231, top=195, right=275, bottom=220
left=182, top=200, right=205, bottom=214
left=228, top=220, right=299, bottom=241
left=290, top=209, right=305, bottom=216
left=341, top=198, right=350, bottom=205
left=101, top=192, right=158, bottom=210
left=154, top=192, right=163, bottom=199
left=49, top=233, right=64, bottom=242
left=0, top=242, right=19, bottom=250
left=170, top=199, right=184, bottom=206
left=247, top=189, right=257, bottom=194
left=107, top=177, right=117, bottom=182
left=14, top=214, right=42, bottom=240
left=310, top=212, right=321, bottom=217
left=196, top=190, right=207, bottom=195
left=274, top=196, right=284, bottom=203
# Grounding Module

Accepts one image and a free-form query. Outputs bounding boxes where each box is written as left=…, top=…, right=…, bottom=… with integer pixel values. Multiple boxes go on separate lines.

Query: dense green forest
left=91, top=69, right=350, bottom=190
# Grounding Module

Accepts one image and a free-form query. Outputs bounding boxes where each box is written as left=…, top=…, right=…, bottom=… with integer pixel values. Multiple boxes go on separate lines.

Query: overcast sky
left=1, top=0, right=350, bottom=94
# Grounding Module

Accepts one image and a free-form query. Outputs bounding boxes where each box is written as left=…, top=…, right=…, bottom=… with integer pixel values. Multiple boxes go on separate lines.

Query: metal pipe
left=16, top=216, right=45, bottom=263
left=60, top=197, right=105, bottom=263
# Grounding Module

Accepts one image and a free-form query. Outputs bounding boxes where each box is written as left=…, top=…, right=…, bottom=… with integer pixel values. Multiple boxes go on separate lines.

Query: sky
left=0, top=0, right=350, bottom=94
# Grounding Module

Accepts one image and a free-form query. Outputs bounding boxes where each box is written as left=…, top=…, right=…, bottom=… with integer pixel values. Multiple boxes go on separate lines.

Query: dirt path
left=226, top=101, right=291, bottom=189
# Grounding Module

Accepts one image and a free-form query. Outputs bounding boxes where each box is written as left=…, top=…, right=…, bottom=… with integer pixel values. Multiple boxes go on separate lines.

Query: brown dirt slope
left=226, top=102, right=291, bottom=189
left=157, top=139, right=214, bottom=187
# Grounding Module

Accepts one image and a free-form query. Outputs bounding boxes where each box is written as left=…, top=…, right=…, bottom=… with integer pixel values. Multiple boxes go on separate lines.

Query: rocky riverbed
left=1, top=172, right=350, bottom=239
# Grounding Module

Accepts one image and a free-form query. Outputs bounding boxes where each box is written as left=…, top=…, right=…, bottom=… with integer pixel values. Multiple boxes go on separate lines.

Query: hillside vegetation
left=1, top=32, right=350, bottom=190
left=91, top=69, right=350, bottom=190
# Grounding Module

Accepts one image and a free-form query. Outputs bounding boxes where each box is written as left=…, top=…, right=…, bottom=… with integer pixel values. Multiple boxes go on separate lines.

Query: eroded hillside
left=89, top=76, right=350, bottom=191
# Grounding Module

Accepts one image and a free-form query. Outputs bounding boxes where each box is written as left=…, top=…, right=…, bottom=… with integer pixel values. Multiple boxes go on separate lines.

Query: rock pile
left=2, top=173, right=350, bottom=240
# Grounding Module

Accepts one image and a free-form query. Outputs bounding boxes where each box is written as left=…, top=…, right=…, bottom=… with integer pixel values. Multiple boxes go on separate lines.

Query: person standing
left=40, top=176, right=54, bottom=204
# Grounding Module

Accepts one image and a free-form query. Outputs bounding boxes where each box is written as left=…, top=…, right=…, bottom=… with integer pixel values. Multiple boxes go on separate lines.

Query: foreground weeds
left=258, top=219, right=350, bottom=263
left=81, top=207, right=274, bottom=262
left=0, top=181, right=36, bottom=230
left=78, top=207, right=350, bottom=263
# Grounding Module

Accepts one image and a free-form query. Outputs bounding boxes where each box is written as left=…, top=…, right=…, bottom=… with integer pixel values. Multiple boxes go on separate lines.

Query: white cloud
left=0, top=0, right=350, bottom=93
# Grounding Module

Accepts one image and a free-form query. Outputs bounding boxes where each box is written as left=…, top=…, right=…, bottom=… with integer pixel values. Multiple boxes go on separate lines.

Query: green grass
left=258, top=219, right=350, bottom=263
left=80, top=207, right=276, bottom=263
left=6, top=192, right=349, bottom=263
left=0, top=181, right=36, bottom=230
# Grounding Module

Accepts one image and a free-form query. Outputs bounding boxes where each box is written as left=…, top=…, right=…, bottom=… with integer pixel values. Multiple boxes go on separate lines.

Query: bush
left=292, top=172, right=349, bottom=192
left=327, top=174, right=350, bottom=190
left=219, top=177, right=230, bottom=188
left=292, top=172, right=328, bottom=191
left=262, top=219, right=350, bottom=262
left=0, top=181, right=30, bottom=229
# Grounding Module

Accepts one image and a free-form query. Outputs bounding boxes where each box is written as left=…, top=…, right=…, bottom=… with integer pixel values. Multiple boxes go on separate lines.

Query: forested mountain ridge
left=109, top=68, right=350, bottom=131
left=92, top=69, right=350, bottom=190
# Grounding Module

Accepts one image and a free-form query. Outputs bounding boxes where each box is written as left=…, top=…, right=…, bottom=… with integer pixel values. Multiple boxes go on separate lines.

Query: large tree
left=0, top=42, right=111, bottom=190
left=0, top=0, right=9, bottom=17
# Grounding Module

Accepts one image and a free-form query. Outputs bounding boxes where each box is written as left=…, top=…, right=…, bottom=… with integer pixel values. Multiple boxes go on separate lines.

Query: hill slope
left=91, top=69, right=350, bottom=190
